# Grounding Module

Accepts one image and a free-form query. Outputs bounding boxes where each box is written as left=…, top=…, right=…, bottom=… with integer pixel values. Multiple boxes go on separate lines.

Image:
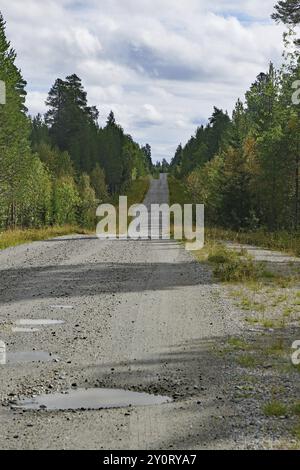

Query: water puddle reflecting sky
left=13, top=388, right=172, bottom=410
left=15, top=319, right=64, bottom=326
left=0, top=343, right=58, bottom=365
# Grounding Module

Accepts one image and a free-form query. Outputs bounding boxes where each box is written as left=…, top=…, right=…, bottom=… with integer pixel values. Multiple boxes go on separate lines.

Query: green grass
left=236, top=354, right=259, bottom=368
left=0, top=225, right=89, bottom=250
left=292, top=402, right=300, bottom=416
left=265, top=339, right=286, bottom=356
left=263, top=400, right=288, bottom=417
left=227, top=337, right=249, bottom=350
left=293, top=423, right=300, bottom=440
left=206, top=227, right=300, bottom=257
left=199, top=243, right=262, bottom=282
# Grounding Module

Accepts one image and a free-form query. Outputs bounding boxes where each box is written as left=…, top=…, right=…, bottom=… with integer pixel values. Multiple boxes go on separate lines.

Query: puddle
left=50, top=305, right=73, bottom=310
left=0, top=341, right=5, bottom=365
left=0, top=347, right=58, bottom=365
left=13, top=388, right=172, bottom=410
left=15, top=319, right=64, bottom=326
left=12, top=327, right=40, bottom=333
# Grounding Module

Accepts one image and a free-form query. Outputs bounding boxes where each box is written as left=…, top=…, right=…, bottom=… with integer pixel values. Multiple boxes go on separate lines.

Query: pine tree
left=90, top=164, right=108, bottom=202
left=272, top=1, right=300, bottom=46
left=142, top=144, right=153, bottom=171
left=0, top=12, right=40, bottom=227
left=272, top=1, right=300, bottom=25
left=45, top=74, right=99, bottom=171
left=106, top=110, right=116, bottom=127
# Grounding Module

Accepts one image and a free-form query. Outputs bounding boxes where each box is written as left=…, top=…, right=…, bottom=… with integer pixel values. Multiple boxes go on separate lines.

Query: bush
left=53, top=176, right=80, bottom=225
left=207, top=245, right=261, bottom=282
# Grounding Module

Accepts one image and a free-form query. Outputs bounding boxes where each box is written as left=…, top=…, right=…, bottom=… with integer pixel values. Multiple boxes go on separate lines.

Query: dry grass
left=0, top=225, right=90, bottom=250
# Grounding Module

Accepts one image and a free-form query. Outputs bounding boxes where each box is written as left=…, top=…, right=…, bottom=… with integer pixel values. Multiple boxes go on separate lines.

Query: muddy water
left=0, top=349, right=58, bottom=365
left=11, top=327, right=40, bottom=332
left=50, top=305, right=73, bottom=310
left=0, top=340, right=5, bottom=365
left=13, top=388, right=172, bottom=410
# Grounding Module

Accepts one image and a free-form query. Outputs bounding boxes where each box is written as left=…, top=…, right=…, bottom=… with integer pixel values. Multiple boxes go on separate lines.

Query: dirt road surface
left=0, top=174, right=287, bottom=449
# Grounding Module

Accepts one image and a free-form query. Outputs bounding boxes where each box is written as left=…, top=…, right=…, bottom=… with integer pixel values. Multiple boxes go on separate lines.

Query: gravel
left=0, top=174, right=299, bottom=449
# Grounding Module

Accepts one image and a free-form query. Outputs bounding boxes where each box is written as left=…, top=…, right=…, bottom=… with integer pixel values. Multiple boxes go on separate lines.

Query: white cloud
left=0, top=0, right=285, bottom=161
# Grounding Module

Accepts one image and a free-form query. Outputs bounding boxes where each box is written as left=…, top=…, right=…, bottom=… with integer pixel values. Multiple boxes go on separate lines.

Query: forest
left=170, top=0, right=300, bottom=234
left=1, top=1, right=300, bottom=240
left=0, top=12, right=152, bottom=232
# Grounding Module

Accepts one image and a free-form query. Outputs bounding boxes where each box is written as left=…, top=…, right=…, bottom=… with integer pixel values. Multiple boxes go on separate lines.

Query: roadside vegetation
left=0, top=13, right=153, bottom=247
left=0, top=225, right=90, bottom=250
left=203, top=235, right=300, bottom=447
left=206, top=228, right=300, bottom=258
left=0, top=176, right=150, bottom=250
left=168, top=3, right=300, bottom=260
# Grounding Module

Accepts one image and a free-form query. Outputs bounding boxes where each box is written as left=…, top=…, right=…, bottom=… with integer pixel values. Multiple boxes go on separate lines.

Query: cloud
left=135, top=104, right=163, bottom=128
left=0, top=0, right=285, bottom=161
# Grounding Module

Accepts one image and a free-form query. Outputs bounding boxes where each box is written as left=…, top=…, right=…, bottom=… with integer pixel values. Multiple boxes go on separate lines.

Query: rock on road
left=0, top=174, right=243, bottom=449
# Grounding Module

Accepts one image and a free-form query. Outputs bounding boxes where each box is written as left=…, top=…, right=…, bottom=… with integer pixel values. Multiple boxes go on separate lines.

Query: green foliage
left=52, top=176, right=80, bottom=226
left=77, top=173, right=97, bottom=228
left=292, top=402, right=300, bottom=415
left=170, top=107, right=230, bottom=177
left=0, top=12, right=151, bottom=235
left=272, top=1, right=300, bottom=28
left=172, top=59, right=300, bottom=233
left=20, top=156, right=52, bottom=227
left=168, top=175, right=191, bottom=207
left=263, top=400, right=288, bottom=417
left=0, top=12, right=39, bottom=229
left=125, top=177, right=150, bottom=208
left=206, top=245, right=260, bottom=282
left=206, top=227, right=300, bottom=257
left=34, top=142, right=74, bottom=178
left=90, top=164, right=108, bottom=202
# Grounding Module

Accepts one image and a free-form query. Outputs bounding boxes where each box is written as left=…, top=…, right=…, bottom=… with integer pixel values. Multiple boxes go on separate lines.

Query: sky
left=0, top=0, right=285, bottom=162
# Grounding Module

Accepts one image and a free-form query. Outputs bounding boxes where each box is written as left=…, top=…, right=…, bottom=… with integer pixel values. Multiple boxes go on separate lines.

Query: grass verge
left=206, top=227, right=300, bottom=258
left=0, top=177, right=151, bottom=250
left=168, top=176, right=300, bottom=256
left=0, top=225, right=90, bottom=250
left=196, top=242, right=262, bottom=282
left=263, top=401, right=288, bottom=417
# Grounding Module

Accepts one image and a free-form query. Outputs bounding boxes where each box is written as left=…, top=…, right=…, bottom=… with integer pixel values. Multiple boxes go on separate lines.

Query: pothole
left=50, top=305, right=73, bottom=310
left=0, top=349, right=58, bottom=365
left=15, top=319, right=65, bottom=326
left=0, top=340, right=5, bottom=365
left=12, top=327, right=40, bottom=333
left=12, top=388, right=172, bottom=410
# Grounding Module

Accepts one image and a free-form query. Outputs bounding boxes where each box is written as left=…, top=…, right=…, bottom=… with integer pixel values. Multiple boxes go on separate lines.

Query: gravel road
left=0, top=174, right=297, bottom=449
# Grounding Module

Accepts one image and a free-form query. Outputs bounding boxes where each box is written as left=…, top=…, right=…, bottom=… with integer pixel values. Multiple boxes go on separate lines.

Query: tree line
left=171, top=0, right=300, bottom=232
left=0, top=12, right=152, bottom=230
